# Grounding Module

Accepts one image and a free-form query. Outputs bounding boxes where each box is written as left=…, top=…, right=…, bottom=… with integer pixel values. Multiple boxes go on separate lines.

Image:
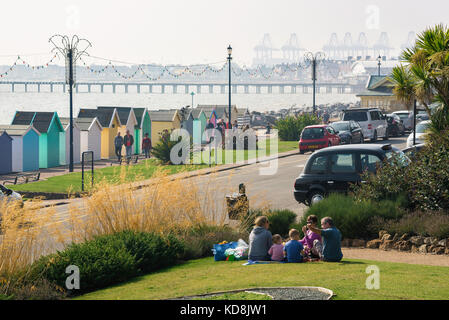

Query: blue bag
left=212, top=242, right=238, bottom=261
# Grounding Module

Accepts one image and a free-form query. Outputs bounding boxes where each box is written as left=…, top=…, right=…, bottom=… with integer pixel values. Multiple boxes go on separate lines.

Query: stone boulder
left=381, top=234, right=392, bottom=242
left=432, top=247, right=445, bottom=255
left=379, top=230, right=388, bottom=239
left=399, top=233, right=409, bottom=241
left=394, top=240, right=412, bottom=252
left=380, top=240, right=395, bottom=251
left=409, top=236, right=424, bottom=246
left=445, top=247, right=449, bottom=255
left=366, top=239, right=382, bottom=249
left=424, top=237, right=439, bottom=246
left=437, top=239, right=448, bottom=247
left=418, top=244, right=428, bottom=254
left=392, top=233, right=400, bottom=242
left=411, top=245, right=419, bottom=253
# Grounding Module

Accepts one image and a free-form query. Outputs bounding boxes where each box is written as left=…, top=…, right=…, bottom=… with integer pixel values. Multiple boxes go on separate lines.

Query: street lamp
left=190, top=91, right=196, bottom=108
left=227, top=45, right=232, bottom=128
left=304, top=52, right=325, bottom=116
left=377, top=55, right=382, bottom=76
left=49, top=35, right=91, bottom=172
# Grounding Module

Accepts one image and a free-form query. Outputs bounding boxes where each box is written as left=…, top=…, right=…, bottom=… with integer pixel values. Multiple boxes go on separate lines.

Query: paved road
left=46, top=136, right=408, bottom=227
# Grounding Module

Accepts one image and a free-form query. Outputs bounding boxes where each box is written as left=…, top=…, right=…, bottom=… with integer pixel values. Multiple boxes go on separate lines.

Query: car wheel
left=307, top=190, right=325, bottom=207
left=371, top=131, right=377, bottom=143
left=299, top=150, right=305, bottom=155
left=383, top=129, right=389, bottom=141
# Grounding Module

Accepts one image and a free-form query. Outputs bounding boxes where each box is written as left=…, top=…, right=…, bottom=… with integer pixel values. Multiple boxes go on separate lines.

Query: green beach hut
left=133, top=108, right=151, bottom=155
left=12, top=111, right=64, bottom=169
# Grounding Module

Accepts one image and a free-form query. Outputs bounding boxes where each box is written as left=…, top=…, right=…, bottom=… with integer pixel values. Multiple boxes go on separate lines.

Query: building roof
left=78, top=108, right=120, bottom=128
left=60, top=117, right=80, bottom=131
left=190, top=108, right=206, bottom=119
left=0, top=125, right=39, bottom=137
left=12, top=111, right=61, bottom=133
left=75, top=117, right=102, bottom=131
left=97, top=106, right=135, bottom=126
left=356, top=75, right=394, bottom=97
left=132, top=108, right=148, bottom=128
left=197, top=105, right=237, bottom=119
left=149, top=110, right=178, bottom=122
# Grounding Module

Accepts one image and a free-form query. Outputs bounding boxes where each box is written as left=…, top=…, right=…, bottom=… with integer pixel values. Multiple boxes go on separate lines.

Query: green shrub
left=241, top=209, right=298, bottom=238
left=178, top=225, right=248, bottom=260
left=31, top=231, right=184, bottom=294
left=370, top=211, right=449, bottom=239
left=300, top=194, right=404, bottom=239
left=151, top=130, right=190, bottom=165
left=275, top=114, right=320, bottom=141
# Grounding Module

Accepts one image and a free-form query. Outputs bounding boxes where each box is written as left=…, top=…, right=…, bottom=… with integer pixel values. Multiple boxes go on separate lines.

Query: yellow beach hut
left=148, top=110, right=181, bottom=146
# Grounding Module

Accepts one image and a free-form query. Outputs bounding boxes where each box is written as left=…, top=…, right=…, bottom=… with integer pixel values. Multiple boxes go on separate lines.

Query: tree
left=390, top=24, right=449, bottom=134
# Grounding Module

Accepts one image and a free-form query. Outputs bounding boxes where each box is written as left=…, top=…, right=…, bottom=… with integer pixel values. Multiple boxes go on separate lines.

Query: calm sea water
left=0, top=91, right=358, bottom=125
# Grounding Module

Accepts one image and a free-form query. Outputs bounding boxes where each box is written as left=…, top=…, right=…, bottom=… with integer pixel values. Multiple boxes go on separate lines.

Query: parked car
left=342, top=108, right=388, bottom=142
left=293, top=144, right=409, bottom=206
left=416, top=112, right=430, bottom=122
left=0, top=184, right=23, bottom=205
left=406, top=120, right=431, bottom=148
left=392, top=111, right=414, bottom=131
left=386, top=114, right=405, bottom=137
left=330, top=121, right=364, bottom=144
left=299, top=125, right=341, bottom=154
left=402, top=144, right=426, bottom=160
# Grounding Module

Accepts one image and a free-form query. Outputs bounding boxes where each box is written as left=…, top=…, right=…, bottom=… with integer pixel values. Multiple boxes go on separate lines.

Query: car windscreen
left=301, top=128, right=324, bottom=139
left=416, top=122, right=430, bottom=133
left=343, top=112, right=368, bottom=122
left=331, top=122, right=350, bottom=132
left=396, top=113, right=410, bottom=120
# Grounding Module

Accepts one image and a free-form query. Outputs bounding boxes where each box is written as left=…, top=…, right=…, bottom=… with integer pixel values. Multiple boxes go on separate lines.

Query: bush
left=178, top=225, right=248, bottom=260
left=241, top=209, right=298, bottom=238
left=31, top=231, right=184, bottom=294
left=276, top=114, right=320, bottom=141
left=353, top=133, right=449, bottom=211
left=299, top=194, right=405, bottom=239
left=151, top=130, right=190, bottom=165
left=370, top=211, right=449, bottom=239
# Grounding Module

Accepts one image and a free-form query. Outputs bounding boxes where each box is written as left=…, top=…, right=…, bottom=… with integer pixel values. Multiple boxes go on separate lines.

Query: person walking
left=114, top=132, right=124, bottom=162
left=142, top=133, right=152, bottom=159
left=123, top=130, right=134, bottom=162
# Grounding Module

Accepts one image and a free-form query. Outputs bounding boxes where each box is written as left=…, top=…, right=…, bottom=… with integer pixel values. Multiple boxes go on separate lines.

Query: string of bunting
left=0, top=54, right=58, bottom=78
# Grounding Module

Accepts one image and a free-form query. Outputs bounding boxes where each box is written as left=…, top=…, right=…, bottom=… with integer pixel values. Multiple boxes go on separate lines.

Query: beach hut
left=60, top=118, right=81, bottom=165
left=133, top=108, right=151, bottom=155
left=237, top=108, right=251, bottom=128
left=197, top=105, right=239, bottom=126
left=0, top=130, right=13, bottom=174
left=190, top=109, right=207, bottom=144
left=76, top=117, right=102, bottom=161
left=12, top=111, right=64, bottom=169
left=149, top=110, right=181, bottom=146
left=0, top=125, right=40, bottom=173
left=78, top=108, right=121, bottom=159
left=97, top=107, right=138, bottom=154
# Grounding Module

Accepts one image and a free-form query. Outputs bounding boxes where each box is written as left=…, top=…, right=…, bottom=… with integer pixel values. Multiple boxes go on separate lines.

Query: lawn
left=76, top=257, right=449, bottom=300
left=10, top=139, right=298, bottom=194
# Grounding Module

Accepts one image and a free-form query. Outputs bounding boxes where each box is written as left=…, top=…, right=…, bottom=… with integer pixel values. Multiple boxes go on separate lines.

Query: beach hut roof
left=75, top=117, right=103, bottom=131
left=12, top=111, right=62, bottom=133
left=149, top=110, right=179, bottom=122
left=0, top=130, right=13, bottom=141
left=59, top=117, right=80, bottom=131
left=0, top=124, right=40, bottom=137
left=132, top=108, right=150, bottom=129
left=97, top=106, right=137, bottom=126
left=78, top=108, right=121, bottom=128
left=197, top=105, right=237, bottom=119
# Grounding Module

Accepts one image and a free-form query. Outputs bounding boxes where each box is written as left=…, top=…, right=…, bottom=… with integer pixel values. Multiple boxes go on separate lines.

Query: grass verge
left=76, top=257, right=449, bottom=300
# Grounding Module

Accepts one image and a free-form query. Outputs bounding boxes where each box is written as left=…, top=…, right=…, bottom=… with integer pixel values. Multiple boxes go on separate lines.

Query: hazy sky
left=0, top=0, right=447, bottom=66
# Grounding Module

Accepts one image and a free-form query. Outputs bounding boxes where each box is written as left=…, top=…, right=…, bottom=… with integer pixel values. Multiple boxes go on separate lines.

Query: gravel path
left=342, top=248, right=449, bottom=267
left=247, top=287, right=332, bottom=300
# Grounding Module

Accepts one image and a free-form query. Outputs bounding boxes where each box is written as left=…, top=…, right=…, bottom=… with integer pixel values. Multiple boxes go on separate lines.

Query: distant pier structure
left=0, top=80, right=366, bottom=95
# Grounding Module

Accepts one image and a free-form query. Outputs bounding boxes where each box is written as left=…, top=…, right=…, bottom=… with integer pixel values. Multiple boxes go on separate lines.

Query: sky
left=0, top=0, right=448, bottom=66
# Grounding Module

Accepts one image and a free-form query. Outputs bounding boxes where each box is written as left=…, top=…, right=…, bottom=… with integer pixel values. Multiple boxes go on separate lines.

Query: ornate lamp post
left=227, top=45, right=232, bottom=128
left=190, top=91, right=196, bottom=108
left=49, top=35, right=91, bottom=172
left=305, top=52, right=325, bottom=116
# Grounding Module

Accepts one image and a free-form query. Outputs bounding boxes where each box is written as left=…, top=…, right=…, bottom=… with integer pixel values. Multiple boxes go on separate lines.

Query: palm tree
left=390, top=24, right=449, bottom=132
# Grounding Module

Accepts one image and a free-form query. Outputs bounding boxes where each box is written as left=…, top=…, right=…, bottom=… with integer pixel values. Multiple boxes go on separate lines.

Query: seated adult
left=306, top=217, right=343, bottom=262
left=248, top=216, right=272, bottom=261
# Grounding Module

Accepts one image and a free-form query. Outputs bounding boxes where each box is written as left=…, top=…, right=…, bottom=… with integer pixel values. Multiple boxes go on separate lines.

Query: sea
left=0, top=90, right=358, bottom=125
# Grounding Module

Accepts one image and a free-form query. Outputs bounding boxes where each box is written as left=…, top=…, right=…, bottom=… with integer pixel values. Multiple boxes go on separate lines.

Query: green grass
left=10, top=139, right=298, bottom=195
left=76, top=257, right=449, bottom=300
left=10, top=159, right=207, bottom=194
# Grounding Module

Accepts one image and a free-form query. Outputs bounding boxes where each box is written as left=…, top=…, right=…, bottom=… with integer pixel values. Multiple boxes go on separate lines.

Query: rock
left=341, top=239, right=352, bottom=247
left=380, top=240, right=395, bottom=251
left=392, top=233, right=400, bottom=242
left=366, top=239, right=382, bottom=249
left=379, top=230, right=388, bottom=239
left=395, top=240, right=412, bottom=252
left=424, top=237, right=438, bottom=245
left=445, top=248, right=449, bottom=255
left=418, top=244, right=428, bottom=254
left=411, top=245, right=419, bottom=253
left=432, top=247, right=445, bottom=255
left=381, top=234, right=392, bottom=242
left=410, top=236, right=424, bottom=246
left=352, top=239, right=366, bottom=247
left=428, top=245, right=437, bottom=255
left=399, top=233, right=409, bottom=241
left=437, top=239, right=448, bottom=247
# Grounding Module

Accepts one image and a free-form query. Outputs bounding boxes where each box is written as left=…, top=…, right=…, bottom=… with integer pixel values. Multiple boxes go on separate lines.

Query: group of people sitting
left=248, top=215, right=343, bottom=263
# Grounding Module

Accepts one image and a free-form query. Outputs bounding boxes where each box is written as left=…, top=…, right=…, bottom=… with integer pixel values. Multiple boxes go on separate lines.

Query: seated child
left=268, top=234, right=285, bottom=262
left=283, top=229, right=305, bottom=263
left=300, top=215, right=323, bottom=259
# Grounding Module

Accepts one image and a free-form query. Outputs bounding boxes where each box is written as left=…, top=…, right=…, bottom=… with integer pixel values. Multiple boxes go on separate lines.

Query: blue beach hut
left=0, top=130, right=13, bottom=174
